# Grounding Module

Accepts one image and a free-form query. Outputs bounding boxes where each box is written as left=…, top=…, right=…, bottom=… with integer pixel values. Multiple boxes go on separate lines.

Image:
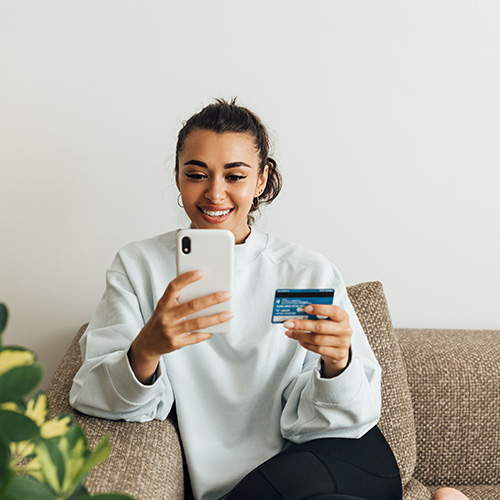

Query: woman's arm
left=127, top=270, right=232, bottom=384
left=69, top=261, right=174, bottom=422
left=280, top=284, right=381, bottom=441
left=284, top=302, right=352, bottom=378
left=70, top=253, right=232, bottom=422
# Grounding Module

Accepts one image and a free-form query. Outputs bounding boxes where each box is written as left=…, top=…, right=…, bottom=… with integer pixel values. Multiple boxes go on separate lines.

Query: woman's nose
left=205, top=179, right=225, bottom=203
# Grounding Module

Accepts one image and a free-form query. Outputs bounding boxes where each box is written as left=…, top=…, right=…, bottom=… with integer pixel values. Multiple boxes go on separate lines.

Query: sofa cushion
left=347, top=281, right=417, bottom=488
left=46, top=325, right=185, bottom=500
left=396, top=328, right=500, bottom=487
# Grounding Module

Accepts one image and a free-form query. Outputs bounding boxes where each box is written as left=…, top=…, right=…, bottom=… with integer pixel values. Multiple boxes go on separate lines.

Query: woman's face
left=176, top=130, right=268, bottom=244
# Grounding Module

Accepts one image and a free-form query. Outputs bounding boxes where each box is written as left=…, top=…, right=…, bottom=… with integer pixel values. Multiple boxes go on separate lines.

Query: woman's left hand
left=284, top=304, right=352, bottom=378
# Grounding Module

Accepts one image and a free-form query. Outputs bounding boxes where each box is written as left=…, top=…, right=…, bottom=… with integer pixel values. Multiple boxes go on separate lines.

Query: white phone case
left=176, top=229, right=234, bottom=334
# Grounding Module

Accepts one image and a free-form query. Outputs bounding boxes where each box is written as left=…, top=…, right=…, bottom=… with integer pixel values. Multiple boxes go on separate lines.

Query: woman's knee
left=285, top=426, right=400, bottom=478
left=226, top=426, right=402, bottom=500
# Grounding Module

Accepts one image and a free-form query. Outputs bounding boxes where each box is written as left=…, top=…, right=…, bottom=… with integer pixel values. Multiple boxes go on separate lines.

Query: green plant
left=0, top=303, right=135, bottom=500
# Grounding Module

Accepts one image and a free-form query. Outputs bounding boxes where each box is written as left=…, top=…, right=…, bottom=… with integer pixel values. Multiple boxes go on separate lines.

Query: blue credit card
left=271, top=289, right=335, bottom=323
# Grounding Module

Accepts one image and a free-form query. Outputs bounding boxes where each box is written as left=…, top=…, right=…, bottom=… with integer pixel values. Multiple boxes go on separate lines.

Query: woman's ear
left=256, top=164, right=269, bottom=195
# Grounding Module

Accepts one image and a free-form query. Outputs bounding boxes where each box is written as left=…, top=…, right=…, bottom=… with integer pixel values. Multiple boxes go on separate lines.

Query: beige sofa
left=46, top=281, right=500, bottom=500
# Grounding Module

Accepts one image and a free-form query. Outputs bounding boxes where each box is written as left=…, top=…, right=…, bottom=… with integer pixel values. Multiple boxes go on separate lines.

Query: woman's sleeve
left=69, top=255, right=174, bottom=422
left=280, top=282, right=381, bottom=442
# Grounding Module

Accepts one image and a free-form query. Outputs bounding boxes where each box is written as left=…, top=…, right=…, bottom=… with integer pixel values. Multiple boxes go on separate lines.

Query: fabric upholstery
left=403, top=478, right=432, bottom=500
left=46, top=325, right=185, bottom=500
left=347, top=281, right=417, bottom=488
left=45, top=282, right=500, bottom=500
left=395, top=328, right=500, bottom=486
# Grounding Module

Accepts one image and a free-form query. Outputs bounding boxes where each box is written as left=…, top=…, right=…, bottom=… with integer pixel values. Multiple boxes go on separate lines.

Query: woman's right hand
left=128, top=270, right=232, bottom=384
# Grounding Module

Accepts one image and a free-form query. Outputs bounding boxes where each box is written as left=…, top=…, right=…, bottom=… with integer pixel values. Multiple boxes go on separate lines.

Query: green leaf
left=80, top=494, right=136, bottom=500
left=59, top=426, right=87, bottom=494
left=25, top=392, right=48, bottom=427
left=35, top=439, right=65, bottom=495
left=0, top=364, right=44, bottom=403
left=81, top=435, right=110, bottom=475
left=0, top=303, right=7, bottom=337
left=62, top=432, right=110, bottom=496
left=4, top=475, right=55, bottom=500
left=0, top=410, right=40, bottom=442
left=64, top=424, right=88, bottom=452
left=41, top=412, right=73, bottom=440
left=0, top=433, right=13, bottom=498
left=0, top=347, right=36, bottom=376
left=65, top=483, right=89, bottom=499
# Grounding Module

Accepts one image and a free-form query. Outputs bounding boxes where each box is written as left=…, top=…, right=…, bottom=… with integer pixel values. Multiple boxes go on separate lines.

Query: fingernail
left=284, top=321, right=294, bottom=328
left=304, top=305, right=313, bottom=313
left=220, top=291, right=232, bottom=300
left=194, top=270, right=205, bottom=278
left=223, top=311, right=234, bottom=320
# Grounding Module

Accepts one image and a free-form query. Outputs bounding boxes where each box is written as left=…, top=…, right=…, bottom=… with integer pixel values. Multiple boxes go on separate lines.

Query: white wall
left=1, top=0, right=499, bottom=387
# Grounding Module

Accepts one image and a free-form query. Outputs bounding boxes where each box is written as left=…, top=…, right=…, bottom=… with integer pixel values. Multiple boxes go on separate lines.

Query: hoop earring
left=177, top=194, right=184, bottom=208
left=252, top=196, right=260, bottom=210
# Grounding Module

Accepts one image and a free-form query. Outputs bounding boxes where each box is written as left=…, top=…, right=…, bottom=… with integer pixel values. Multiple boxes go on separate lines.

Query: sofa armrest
left=394, top=328, right=500, bottom=487
left=46, top=325, right=185, bottom=500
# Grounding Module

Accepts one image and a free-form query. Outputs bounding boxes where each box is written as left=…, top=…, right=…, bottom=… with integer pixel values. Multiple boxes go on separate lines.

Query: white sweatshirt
left=70, top=229, right=381, bottom=500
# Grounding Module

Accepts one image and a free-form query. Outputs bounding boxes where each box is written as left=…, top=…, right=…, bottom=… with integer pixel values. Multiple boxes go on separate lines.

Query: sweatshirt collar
left=235, top=228, right=268, bottom=266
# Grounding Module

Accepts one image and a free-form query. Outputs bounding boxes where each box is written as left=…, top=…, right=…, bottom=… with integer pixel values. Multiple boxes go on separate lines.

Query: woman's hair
left=175, top=97, right=282, bottom=224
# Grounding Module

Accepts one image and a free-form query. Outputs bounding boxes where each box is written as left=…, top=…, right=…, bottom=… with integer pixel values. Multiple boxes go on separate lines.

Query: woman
left=70, top=99, right=467, bottom=500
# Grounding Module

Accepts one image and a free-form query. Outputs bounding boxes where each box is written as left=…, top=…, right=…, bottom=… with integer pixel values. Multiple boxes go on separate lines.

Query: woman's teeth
left=201, top=208, right=231, bottom=217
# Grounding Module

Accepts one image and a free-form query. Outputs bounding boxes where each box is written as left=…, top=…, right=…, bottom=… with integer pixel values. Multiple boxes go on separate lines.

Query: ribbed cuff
left=104, top=348, right=163, bottom=406
left=311, top=354, right=364, bottom=406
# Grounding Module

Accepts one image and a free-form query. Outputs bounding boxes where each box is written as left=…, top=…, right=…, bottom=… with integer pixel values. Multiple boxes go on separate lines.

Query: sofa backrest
left=396, top=327, right=500, bottom=486
left=347, top=281, right=417, bottom=488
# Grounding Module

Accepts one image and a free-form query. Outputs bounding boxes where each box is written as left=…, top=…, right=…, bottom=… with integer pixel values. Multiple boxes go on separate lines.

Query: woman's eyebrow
left=183, top=160, right=253, bottom=169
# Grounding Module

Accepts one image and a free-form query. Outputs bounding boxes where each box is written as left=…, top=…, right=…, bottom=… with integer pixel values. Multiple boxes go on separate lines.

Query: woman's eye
left=185, top=173, right=206, bottom=181
left=227, top=175, right=247, bottom=182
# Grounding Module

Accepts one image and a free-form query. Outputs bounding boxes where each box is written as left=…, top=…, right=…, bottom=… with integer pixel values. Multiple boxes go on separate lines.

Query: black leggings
left=225, top=426, right=402, bottom=500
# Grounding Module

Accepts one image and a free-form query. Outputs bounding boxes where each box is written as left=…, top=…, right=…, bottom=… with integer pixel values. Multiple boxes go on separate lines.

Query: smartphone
left=176, top=229, right=234, bottom=334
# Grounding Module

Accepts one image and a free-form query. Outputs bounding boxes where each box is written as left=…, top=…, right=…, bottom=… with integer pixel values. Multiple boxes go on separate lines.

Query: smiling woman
left=175, top=98, right=282, bottom=235
left=70, top=98, right=404, bottom=500
left=67, top=98, right=470, bottom=500
left=176, top=130, right=269, bottom=242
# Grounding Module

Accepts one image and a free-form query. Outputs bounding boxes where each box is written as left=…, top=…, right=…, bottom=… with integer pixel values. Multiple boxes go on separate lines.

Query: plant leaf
left=41, top=413, right=73, bottom=439
left=61, top=430, right=108, bottom=495
left=0, top=410, right=40, bottom=442
left=81, top=435, right=110, bottom=476
left=59, top=427, right=87, bottom=494
left=35, top=439, right=65, bottom=495
left=25, top=392, right=48, bottom=426
left=4, top=474, right=55, bottom=500
left=0, top=303, right=7, bottom=337
left=80, top=494, right=136, bottom=500
left=64, top=424, right=88, bottom=452
left=0, top=433, right=13, bottom=498
left=9, top=439, right=35, bottom=465
left=65, top=483, right=89, bottom=499
left=0, top=348, right=36, bottom=376
left=18, top=453, right=43, bottom=480
left=0, top=364, right=43, bottom=403
left=0, top=402, right=21, bottom=413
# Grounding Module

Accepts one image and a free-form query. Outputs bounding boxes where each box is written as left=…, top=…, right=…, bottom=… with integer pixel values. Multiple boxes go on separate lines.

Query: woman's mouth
left=198, top=206, right=234, bottom=224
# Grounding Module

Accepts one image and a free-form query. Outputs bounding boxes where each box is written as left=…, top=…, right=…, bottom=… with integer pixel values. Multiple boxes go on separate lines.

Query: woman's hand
left=284, top=304, right=352, bottom=378
left=128, top=270, right=232, bottom=384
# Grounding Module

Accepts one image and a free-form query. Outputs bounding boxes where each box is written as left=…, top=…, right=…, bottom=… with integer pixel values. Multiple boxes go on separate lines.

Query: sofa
left=46, top=281, right=500, bottom=500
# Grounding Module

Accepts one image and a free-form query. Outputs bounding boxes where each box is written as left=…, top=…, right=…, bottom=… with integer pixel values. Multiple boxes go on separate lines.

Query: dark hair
left=175, top=97, right=282, bottom=224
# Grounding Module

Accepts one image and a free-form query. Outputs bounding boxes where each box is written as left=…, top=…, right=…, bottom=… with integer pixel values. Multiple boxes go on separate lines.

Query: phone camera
left=182, top=237, right=191, bottom=254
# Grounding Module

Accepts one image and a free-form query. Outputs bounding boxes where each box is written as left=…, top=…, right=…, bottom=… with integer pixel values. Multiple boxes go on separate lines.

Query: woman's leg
left=225, top=426, right=402, bottom=500
left=433, top=489, right=470, bottom=500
